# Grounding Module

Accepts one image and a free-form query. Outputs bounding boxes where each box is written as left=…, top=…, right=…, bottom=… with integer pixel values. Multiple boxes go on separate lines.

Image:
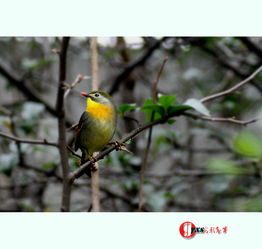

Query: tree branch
left=56, top=37, right=71, bottom=212
left=201, top=64, right=262, bottom=103
left=184, top=113, right=258, bottom=126
left=64, top=74, right=87, bottom=99
left=0, top=131, right=57, bottom=147
left=139, top=57, right=168, bottom=211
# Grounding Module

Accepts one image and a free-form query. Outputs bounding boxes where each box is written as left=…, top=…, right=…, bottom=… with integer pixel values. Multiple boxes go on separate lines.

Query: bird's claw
left=88, top=155, right=99, bottom=172
left=109, top=141, right=132, bottom=154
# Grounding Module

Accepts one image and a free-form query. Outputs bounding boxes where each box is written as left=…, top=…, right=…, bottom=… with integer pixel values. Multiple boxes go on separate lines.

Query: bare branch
left=64, top=74, right=87, bottom=98
left=139, top=57, right=168, bottom=211
left=56, top=37, right=71, bottom=212
left=66, top=123, right=78, bottom=132
left=201, top=64, right=262, bottom=103
left=152, top=56, right=168, bottom=101
left=185, top=113, right=258, bottom=126
left=0, top=131, right=57, bottom=147
left=67, top=145, right=81, bottom=159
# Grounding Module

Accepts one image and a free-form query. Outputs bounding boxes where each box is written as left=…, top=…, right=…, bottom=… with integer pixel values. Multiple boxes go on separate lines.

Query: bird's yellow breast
left=86, top=97, right=114, bottom=121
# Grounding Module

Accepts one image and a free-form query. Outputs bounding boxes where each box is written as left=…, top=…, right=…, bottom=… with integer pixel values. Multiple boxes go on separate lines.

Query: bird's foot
left=88, top=155, right=97, bottom=164
left=87, top=155, right=98, bottom=172
left=108, top=140, right=132, bottom=154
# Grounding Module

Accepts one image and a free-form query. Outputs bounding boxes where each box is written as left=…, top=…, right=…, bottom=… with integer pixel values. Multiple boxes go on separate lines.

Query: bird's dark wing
left=74, top=112, right=89, bottom=151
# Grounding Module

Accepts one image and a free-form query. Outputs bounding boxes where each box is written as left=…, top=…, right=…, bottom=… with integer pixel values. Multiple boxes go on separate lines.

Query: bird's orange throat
left=86, top=98, right=113, bottom=121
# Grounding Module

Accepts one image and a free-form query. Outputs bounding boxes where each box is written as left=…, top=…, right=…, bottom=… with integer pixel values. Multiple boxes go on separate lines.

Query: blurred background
left=0, top=37, right=262, bottom=211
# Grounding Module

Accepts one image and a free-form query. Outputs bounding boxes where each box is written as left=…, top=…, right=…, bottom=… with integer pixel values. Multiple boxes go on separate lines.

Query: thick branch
left=0, top=131, right=57, bottom=147
left=90, top=37, right=100, bottom=212
left=56, top=37, right=71, bottom=212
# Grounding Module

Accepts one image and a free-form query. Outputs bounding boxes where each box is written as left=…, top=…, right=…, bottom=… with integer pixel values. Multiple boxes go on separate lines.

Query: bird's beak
left=80, top=92, right=89, bottom=98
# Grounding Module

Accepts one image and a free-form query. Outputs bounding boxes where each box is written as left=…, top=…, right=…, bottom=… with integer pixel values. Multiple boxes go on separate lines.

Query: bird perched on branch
left=74, top=90, right=117, bottom=175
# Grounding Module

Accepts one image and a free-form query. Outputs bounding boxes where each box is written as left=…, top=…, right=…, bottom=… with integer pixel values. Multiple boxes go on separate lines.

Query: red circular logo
left=179, top=222, right=196, bottom=238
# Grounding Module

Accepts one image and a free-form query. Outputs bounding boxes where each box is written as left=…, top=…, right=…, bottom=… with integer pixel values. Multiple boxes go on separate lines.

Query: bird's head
left=81, top=90, right=114, bottom=106
left=81, top=90, right=116, bottom=120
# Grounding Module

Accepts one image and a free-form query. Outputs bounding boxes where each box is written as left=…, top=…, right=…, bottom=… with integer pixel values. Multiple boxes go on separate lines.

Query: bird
left=74, top=90, right=117, bottom=175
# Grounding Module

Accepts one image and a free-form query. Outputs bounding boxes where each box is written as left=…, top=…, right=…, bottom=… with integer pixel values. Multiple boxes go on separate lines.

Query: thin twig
left=139, top=57, right=168, bottom=211
left=152, top=56, right=168, bottom=101
left=56, top=37, right=71, bottom=212
left=185, top=113, right=258, bottom=126
left=201, top=64, right=262, bottom=103
left=0, top=131, right=58, bottom=146
left=64, top=74, right=87, bottom=98
left=67, top=145, right=81, bottom=159
left=66, top=123, right=78, bottom=132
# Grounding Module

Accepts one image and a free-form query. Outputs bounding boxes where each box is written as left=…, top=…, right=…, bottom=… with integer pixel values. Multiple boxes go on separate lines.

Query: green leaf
left=118, top=103, right=136, bottom=115
left=167, top=105, right=192, bottom=114
left=232, top=132, right=262, bottom=158
left=142, top=98, right=154, bottom=106
left=141, top=105, right=165, bottom=115
left=158, top=95, right=176, bottom=109
left=141, top=98, right=165, bottom=122
left=184, top=98, right=210, bottom=116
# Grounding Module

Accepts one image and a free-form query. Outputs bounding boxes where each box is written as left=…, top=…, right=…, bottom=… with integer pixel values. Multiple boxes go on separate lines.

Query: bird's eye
left=94, top=93, right=100, bottom=97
